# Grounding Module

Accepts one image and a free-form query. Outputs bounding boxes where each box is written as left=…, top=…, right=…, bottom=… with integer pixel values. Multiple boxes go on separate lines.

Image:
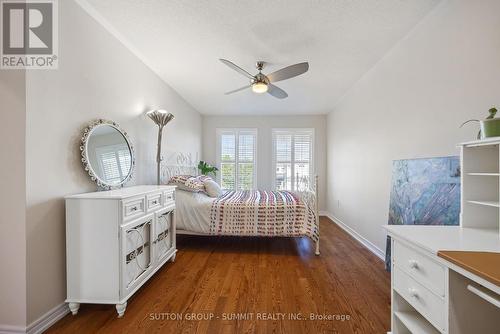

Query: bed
left=161, top=154, right=320, bottom=255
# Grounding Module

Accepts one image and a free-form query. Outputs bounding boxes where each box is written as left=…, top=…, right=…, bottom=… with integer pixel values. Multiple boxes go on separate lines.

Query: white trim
left=26, top=302, right=69, bottom=334
left=0, top=302, right=69, bottom=334
left=0, top=325, right=25, bottom=334
left=320, top=211, right=385, bottom=261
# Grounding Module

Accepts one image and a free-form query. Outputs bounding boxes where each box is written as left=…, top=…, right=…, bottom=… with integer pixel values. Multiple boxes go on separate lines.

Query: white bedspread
left=175, top=189, right=318, bottom=242
left=175, top=190, right=215, bottom=233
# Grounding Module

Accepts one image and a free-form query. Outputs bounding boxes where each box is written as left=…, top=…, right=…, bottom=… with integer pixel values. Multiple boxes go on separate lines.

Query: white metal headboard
left=160, top=152, right=198, bottom=184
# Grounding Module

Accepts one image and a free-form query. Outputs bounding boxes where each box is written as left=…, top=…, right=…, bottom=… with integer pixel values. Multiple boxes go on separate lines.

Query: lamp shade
left=252, top=82, right=268, bottom=94
left=147, top=109, right=175, bottom=127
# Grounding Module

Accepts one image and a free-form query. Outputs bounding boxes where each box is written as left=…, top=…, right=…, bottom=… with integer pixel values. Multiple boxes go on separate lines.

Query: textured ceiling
left=84, top=0, right=440, bottom=115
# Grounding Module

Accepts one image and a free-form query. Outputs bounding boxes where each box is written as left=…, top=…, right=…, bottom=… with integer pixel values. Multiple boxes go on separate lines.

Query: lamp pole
left=146, top=110, right=175, bottom=185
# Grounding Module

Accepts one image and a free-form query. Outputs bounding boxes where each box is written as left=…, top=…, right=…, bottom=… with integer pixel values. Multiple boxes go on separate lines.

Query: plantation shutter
left=96, top=144, right=131, bottom=183
left=220, top=133, right=236, bottom=190
left=218, top=129, right=257, bottom=190
left=273, top=129, right=313, bottom=191
left=274, top=132, right=293, bottom=190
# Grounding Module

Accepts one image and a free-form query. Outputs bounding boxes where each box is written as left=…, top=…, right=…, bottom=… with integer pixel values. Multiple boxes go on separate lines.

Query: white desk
left=384, top=225, right=500, bottom=334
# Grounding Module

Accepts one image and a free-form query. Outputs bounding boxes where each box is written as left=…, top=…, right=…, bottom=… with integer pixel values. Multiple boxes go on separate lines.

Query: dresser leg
left=116, top=302, right=127, bottom=318
left=170, top=253, right=176, bottom=262
left=68, top=302, right=80, bottom=315
left=315, top=241, right=320, bottom=256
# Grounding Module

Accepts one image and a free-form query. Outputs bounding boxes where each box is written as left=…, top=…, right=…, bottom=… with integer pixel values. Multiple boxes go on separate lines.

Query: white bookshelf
left=460, top=137, right=500, bottom=234
left=394, top=311, right=440, bottom=334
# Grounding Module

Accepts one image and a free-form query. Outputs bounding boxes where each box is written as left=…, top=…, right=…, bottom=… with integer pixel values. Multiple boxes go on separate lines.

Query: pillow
left=203, top=179, right=223, bottom=198
left=168, top=175, right=205, bottom=192
left=196, top=175, right=213, bottom=183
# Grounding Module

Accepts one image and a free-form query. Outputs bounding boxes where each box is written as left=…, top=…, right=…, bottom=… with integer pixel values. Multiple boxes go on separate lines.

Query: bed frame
left=161, top=153, right=320, bottom=256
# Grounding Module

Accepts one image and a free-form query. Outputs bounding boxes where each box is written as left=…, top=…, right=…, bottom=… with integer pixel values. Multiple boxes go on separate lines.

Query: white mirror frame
left=80, top=119, right=135, bottom=190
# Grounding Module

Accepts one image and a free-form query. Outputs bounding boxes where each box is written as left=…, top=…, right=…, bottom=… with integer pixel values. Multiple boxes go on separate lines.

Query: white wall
left=326, top=0, right=500, bottom=253
left=0, top=71, right=27, bottom=329
left=203, top=115, right=327, bottom=210
left=24, top=0, right=202, bottom=324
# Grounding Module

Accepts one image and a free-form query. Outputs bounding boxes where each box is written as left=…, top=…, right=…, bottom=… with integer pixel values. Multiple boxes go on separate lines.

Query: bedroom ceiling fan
left=219, top=59, right=309, bottom=99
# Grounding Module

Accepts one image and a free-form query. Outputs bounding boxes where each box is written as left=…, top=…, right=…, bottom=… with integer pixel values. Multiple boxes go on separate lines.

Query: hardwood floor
left=47, top=217, right=390, bottom=334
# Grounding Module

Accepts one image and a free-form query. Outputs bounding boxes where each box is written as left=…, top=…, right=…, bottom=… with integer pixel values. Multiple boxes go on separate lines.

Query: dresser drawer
left=394, top=240, right=445, bottom=296
left=146, top=193, right=162, bottom=212
left=122, top=196, right=146, bottom=221
left=163, top=190, right=175, bottom=206
left=394, top=266, right=445, bottom=331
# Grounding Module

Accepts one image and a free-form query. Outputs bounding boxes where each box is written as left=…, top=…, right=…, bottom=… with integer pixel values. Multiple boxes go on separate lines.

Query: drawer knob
left=408, top=288, right=419, bottom=299
left=152, top=200, right=157, bottom=205
left=408, top=259, right=419, bottom=269
left=131, top=206, right=138, bottom=211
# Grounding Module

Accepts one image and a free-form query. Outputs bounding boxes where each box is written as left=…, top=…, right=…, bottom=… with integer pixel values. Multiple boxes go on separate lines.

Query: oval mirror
left=80, top=120, right=135, bottom=189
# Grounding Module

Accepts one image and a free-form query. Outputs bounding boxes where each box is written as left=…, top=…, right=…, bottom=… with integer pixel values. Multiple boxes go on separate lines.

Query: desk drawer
left=394, top=266, right=445, bottom=331
left=394, top=240, right=445, bottom=296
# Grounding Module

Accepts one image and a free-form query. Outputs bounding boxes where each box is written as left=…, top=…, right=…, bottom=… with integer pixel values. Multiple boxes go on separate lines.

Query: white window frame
left=272, top=128, right=315, bottom=191
left=216, top=128, right=258, bottom=190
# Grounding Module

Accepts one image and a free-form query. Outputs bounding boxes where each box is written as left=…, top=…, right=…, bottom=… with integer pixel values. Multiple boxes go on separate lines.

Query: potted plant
left=461, top=107, right=499, bottom=139
left=197, top=161, right=218, bottom=177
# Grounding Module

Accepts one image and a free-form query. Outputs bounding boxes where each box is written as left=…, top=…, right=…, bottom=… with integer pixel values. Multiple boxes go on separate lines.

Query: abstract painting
left=385, top=156, right=461, bottom=270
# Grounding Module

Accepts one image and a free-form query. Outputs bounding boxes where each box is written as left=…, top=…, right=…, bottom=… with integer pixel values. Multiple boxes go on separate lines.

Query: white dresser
left=65, top=185, right=177, bottom=317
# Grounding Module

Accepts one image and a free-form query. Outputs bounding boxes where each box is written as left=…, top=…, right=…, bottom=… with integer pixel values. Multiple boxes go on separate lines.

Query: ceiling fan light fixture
left=220, top=58, right=308, bottom=99
left=252, top=82, right=268, bottom=94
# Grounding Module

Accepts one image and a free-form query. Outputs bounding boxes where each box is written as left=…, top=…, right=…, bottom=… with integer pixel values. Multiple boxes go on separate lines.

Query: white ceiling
left=84, top=0, right=440, bottom=115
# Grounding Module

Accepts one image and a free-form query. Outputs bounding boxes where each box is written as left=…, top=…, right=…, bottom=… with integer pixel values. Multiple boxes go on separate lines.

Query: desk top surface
left=384, top=225, right=500, bottom=289
left=383, top=225, right=500, bottom=254
left=438, top=251, right=500, bottom=287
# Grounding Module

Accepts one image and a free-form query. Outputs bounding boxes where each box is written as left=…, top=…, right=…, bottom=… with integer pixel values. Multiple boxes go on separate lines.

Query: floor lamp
left=146, top=109, right=175, bottom=185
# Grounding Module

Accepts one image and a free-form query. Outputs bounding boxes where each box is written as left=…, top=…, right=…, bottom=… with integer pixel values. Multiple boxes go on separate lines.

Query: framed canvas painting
left=385, top=156, right=461, bottom=270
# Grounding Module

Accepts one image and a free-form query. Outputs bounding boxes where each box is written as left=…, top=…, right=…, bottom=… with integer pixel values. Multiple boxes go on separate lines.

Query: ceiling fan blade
left=224, top=84, right=252, bottom=95
left=267, top=84, right=288, bottom=99
left=267, top=62, right=309, bottom=83
left=219, top=59, right=254, bottom=80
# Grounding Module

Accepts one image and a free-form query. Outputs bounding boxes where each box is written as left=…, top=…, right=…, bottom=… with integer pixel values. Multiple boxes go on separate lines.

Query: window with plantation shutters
left=273, top=129, right=314, bottom=191
left=217, top=129, right=257, bottom=190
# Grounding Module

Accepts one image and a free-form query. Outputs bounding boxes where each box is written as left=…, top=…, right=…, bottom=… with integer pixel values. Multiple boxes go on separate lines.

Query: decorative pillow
left=203, top=179, right=223, bottom=198
left=168, top=175, right=205, bottom=192
left=196, top=175, right=213, bottom=183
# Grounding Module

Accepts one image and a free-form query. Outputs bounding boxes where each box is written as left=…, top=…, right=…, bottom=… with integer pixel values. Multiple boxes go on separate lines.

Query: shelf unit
left=394, top=311, right=440, bottom=334
left=392, top=290, right=442, bottom=334
left=460, top=138, right=500, bottom=235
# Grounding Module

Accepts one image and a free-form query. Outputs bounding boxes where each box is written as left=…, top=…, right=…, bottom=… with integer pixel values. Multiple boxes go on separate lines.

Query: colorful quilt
left=209, top=190, right=319, bottom=241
